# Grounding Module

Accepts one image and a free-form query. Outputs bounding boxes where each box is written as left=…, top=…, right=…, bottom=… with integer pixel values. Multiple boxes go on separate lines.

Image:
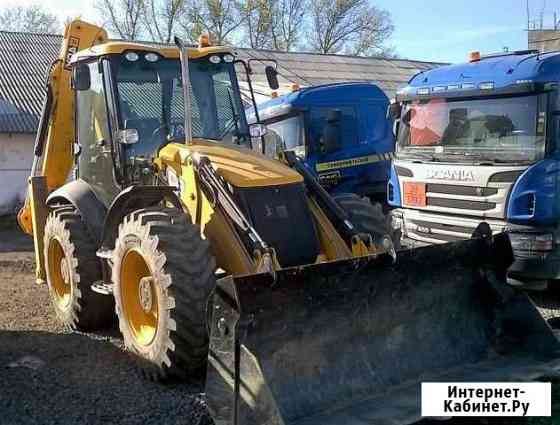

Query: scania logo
left=426, top=168, right=475, bottom=181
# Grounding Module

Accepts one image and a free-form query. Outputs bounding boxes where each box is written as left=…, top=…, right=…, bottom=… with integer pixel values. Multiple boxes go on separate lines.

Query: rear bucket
left=206, top=234, right=560, bottom=425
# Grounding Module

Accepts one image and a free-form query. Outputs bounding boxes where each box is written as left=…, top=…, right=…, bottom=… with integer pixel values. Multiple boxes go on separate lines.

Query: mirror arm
left=235, top=59, right=265, bottom=153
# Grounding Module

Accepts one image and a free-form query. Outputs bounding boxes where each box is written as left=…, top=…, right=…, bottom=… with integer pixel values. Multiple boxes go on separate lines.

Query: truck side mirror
left=387, top=102, right=402, bottom=120
left=73, top=64, right=91, bottom=91
left=265, top=66, right=279, bottom=90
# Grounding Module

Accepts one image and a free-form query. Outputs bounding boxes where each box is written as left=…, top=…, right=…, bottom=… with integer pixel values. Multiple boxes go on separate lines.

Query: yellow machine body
left=157, top=141, right=353, bottom=276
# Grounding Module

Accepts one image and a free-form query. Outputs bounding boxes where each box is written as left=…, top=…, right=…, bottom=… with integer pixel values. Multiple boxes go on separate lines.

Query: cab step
left=91, top=281, right=113, bottom=295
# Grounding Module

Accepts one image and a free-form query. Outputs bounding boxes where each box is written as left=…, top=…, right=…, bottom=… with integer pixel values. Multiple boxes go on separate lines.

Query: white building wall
left=0, top=133, right=34, bottom=215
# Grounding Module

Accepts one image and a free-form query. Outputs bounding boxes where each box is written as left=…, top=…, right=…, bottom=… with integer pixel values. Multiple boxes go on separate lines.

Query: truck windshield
left=397, top=94, right=547, bottom=163
left=112, top=53, right=248, bottom=157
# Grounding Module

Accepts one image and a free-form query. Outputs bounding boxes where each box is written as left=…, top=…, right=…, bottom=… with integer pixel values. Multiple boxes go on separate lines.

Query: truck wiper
left=399, top=151, right=438, bottom=162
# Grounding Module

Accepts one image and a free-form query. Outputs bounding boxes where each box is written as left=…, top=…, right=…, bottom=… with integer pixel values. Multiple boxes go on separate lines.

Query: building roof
left=0, top=31, right=61, bottom=133
left=0, top=30, right=442, bottom=134
left=234, top=48, right=441, bottom=99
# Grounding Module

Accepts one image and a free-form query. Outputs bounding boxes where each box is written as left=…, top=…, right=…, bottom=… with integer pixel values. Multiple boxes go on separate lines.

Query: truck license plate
left=403, top=182, right=426, bottom=207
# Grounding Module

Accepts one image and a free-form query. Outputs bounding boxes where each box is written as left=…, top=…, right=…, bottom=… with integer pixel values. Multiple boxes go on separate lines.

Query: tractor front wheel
left=112, top=207, right=216, bottom=381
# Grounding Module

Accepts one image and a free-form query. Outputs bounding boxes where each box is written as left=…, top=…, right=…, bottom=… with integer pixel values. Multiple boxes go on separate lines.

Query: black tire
left=112, top=207, right=216, bottom=381
left=333, top=193, right=400, bottom=248
left=43, top=205, right=114, bottom=331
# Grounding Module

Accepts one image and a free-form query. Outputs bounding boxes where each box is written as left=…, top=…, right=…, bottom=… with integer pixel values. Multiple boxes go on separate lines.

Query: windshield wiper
left=398, top=151, right=438, bottom=162
left=436, top=151, right=530, bottom=165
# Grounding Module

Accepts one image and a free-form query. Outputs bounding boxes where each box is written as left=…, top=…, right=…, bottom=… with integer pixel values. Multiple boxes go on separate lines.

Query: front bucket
left=206, top=234, right=560, bottom=425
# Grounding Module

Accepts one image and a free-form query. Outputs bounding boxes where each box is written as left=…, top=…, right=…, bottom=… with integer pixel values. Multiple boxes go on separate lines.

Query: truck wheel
left=333, top=193, right=400, bottom=249
left=112, top=207, right=216, bottom=381
left=43, top=205, right=114, bottom=331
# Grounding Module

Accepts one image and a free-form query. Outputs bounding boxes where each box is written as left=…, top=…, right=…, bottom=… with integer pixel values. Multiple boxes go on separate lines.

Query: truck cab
left=247, top=82, right=394, bottom=202
left=389, top=50, right=560, bottom=289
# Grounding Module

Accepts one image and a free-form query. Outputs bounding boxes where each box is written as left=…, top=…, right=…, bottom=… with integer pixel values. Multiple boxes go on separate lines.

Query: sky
left=3, top=0, right=557, bottom=64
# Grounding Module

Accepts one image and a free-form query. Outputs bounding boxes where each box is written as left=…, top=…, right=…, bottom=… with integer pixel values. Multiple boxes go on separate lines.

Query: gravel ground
left=0, top=218, right=210, bottom=425
left=1, top=216, right=560, bottom=424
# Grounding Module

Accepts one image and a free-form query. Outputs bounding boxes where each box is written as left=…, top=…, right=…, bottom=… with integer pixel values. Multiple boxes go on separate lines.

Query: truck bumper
left=392, top=209, right=560, bottom=289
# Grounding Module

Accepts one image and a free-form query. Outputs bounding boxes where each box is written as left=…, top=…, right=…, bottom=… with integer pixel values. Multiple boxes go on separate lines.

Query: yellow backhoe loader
left=19, top=19, right=560, bottom=424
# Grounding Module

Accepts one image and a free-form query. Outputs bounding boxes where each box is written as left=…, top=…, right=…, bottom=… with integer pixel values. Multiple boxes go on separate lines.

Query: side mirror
left=265, top=65, right=279, bottom=90
left=73, top=64, right=91, bottom=91
left=387, top=102, right=402, bottom=120
left=117, top=129, right=139, bottom=145
left=249, top=123, right=268, bottom=138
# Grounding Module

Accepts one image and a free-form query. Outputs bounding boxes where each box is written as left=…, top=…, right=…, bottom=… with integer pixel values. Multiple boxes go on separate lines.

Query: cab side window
left=307, top=106, right=358, bottom=153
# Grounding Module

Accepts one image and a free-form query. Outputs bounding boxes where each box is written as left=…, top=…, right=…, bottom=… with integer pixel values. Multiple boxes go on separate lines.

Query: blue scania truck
left=388, top=49, right=560, bottom=289
left=248, top=82, right=394, bottom=203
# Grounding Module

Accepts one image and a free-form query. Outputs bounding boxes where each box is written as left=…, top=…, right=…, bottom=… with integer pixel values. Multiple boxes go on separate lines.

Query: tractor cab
left=70, top=42, right=251, bottom=203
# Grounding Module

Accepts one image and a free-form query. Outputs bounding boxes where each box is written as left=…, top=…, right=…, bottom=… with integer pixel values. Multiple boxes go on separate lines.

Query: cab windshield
left=112, top=53, right=249, bottom=158
left=397, top=94, right=547, bottom=164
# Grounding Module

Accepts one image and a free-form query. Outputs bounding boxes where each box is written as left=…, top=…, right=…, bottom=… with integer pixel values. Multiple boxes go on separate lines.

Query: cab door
left=75, top=61, right=120, bottom=206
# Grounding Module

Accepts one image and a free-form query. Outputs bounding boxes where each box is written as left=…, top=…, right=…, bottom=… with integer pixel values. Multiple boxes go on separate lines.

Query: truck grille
left=406, top=180, right=511, bottom=219
left=427, top=183, right=498, bottom=197
left=426, top=197, right=496, bottom=211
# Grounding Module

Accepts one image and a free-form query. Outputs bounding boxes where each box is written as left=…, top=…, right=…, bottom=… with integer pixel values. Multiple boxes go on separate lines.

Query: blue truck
left=388, top=49, right=560, bottom=290
left=248, top=82, right=395, bottom=203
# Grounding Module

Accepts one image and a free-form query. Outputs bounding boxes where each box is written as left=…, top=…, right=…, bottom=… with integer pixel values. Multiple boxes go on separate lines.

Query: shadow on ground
left=0, top=215, right=33, bottom=253
left=0, top=329, right=209, bottom=425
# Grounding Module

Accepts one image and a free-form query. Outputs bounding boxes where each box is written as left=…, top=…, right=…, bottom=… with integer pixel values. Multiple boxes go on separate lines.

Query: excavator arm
left=17, top=20, right=108, bottom=283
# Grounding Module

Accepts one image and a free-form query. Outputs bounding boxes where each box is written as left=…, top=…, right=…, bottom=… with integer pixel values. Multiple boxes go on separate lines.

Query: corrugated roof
left=0, top=30, right=442, bottom=133
left=0, top=31, right=61, bottom=133
left=232, top=48, right=442, bottom=98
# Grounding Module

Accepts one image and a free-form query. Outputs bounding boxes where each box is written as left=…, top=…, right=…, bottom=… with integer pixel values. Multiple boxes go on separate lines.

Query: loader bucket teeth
left=206, top=234, right=560, bottom=425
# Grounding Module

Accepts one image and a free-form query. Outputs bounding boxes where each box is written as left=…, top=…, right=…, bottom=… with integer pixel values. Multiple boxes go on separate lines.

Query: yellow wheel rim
left=120, top=249, right=159, bottom=346
left=47, top=238, right=72, bottom=309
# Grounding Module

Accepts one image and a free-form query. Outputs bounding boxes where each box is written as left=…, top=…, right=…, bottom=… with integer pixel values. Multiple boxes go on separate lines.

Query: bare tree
left=143, top=0, right=187, bottom=43
left=95, top=0, right=145, bottom=40
left=308, top=0, right=393, bottom=56
left=270, top=0, right=306, bottom=51
left=238, top=0, right=274, bottom=49
left=184, top=0, right=244, bottom=45
left=0, top=4, right=60, bottom=33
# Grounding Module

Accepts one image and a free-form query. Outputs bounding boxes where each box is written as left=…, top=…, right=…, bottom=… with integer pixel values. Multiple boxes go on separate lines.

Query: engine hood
left=158, top=139, right=303, bottom=188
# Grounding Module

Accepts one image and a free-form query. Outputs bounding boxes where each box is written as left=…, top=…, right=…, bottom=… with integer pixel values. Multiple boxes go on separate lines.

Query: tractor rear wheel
left=112, top=207, right=216, bottom=381
left=43, top=205, right=114, bottom=330
left=333, top=193, right=400, bottom=249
